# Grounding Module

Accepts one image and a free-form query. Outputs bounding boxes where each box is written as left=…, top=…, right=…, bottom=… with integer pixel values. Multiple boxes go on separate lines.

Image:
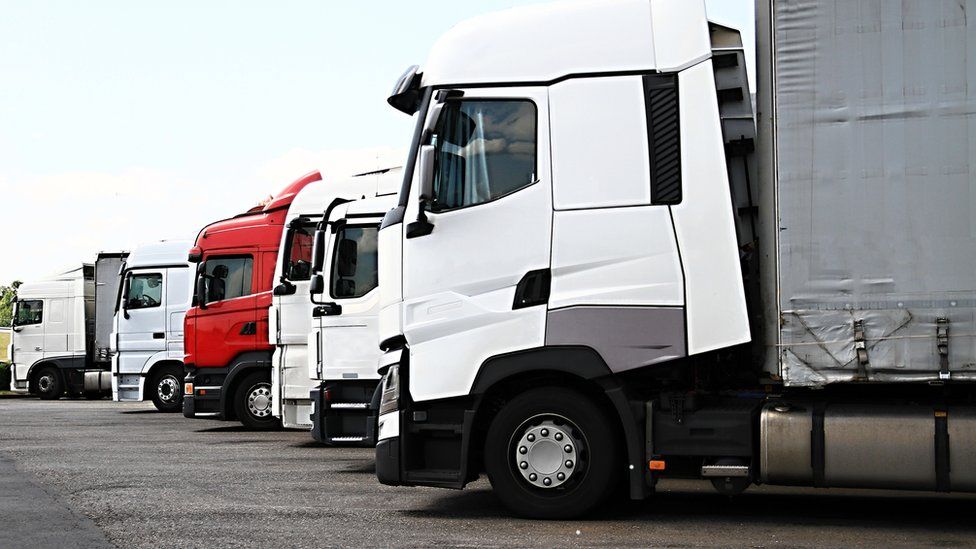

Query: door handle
left=34, top=347, right=42, bottom=352
left=153, top=332, right=165, bottom=339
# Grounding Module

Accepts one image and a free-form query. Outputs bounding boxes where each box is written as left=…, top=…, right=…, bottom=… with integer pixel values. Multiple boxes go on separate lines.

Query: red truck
left=182, top=171, right=321, bottom=429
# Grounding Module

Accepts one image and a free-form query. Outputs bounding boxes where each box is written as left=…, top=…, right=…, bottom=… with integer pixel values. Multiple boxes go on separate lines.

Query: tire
left=484, top=387, right=621, bottom=519
left=233, top=371, right=279, bottom=430
left=149, top=365, right=184, bottom=413
left=34, top=367, right=64, bottom=400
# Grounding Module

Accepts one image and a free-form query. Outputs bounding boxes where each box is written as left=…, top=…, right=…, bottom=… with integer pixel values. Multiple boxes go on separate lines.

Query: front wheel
left=35, top=367, right=64, bottom=400
left=150, top=365, right=184, bottom=413
left=234, top=371, right=280, bottom=430
left=484, top=387, right=621, bottom=519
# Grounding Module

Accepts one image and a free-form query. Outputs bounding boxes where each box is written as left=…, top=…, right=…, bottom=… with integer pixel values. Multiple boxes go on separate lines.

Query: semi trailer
left=306, top=173, right=398, bottom=445
left=269, top=168, right=397, bottom=429
left=112, top=240, right=193, bottom=412
left=374, top=0, right=976, bottom=519
left=183, top=172, right=322, bottom=429
left=9, top=253, right=127, bottom=398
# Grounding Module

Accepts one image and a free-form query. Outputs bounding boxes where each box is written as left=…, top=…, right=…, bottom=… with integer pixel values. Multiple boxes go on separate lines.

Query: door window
left=430, top=99, right=537, bottom=211
left=202, top=257, right=253, bottom=303
left=283, top=223, right=315, bottom=281
left=125, top=274, right=163, bottom=310
left=13, top=300, right=43, bottom=326
left=330, top=227, right=379, bottom=299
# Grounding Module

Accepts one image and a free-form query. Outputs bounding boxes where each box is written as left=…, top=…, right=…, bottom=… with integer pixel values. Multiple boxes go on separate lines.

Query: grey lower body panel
left=545, top=306, right=685, bottom=373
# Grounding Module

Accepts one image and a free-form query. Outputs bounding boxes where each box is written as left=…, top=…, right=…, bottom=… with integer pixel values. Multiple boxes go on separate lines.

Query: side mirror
left=312, top=302, right=343, bottom=317
left=309, top=274, right=325, bottom=296
left=196, top=276, right=209, bottom=310
left=407, top=145, right=436, bottom=239
left=310, top=230, right=326, bottom=273
left=121, top=277, right=131, bottom=319
left=273, top=282, right=295, bottom=296
left=12, top=326, right=22, bottom=333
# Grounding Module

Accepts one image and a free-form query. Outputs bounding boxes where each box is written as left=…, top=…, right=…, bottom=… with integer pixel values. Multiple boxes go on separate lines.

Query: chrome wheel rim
left=512, top=415, right=585, bottom=490
left=157, top=376, right=180, bottom=404
left=37, top=374, right=55, bottom=393
left=247, top=384, right=272, bottom=418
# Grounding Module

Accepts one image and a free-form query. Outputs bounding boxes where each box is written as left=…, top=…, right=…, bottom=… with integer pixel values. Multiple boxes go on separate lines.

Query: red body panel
left=184, top=172, right=322, bottom=369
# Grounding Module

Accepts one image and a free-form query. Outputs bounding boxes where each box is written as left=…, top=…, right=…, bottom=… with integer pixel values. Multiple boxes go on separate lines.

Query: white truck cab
left=10, top=254, right=126, bottom=398
left=112, top=240, right=193, bottom=412
left=306, top=184, right=398, bottom=445
left=270, top=169, right=399, bottom=429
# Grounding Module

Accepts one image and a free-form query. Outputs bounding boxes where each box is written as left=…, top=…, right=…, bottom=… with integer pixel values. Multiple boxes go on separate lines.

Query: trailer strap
left=811, top=403, right=826, bottom=487
left=937, top=318, right=950, bottom=381
left=934, top=408, right=951, bottom=492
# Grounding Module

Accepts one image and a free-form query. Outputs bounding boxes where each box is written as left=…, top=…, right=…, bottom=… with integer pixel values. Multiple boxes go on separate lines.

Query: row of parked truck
left=9, top=0, right=976, bottom=520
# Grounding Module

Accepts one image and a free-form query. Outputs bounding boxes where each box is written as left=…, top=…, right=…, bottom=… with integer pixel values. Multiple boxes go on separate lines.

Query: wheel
left=34, top=367, right=64, bottom=400
left=234, top=371, right=279, bottom=430
left=484, top=387, right=621, bottom=519
left=149, top=365, right=184, bottom=413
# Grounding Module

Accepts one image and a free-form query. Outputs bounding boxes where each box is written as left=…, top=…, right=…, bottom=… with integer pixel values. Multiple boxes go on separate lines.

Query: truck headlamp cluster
left=379, top=365, right=400, bottom=416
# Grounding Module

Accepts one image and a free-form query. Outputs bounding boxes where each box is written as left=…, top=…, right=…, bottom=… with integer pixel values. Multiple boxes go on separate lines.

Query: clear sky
left=0, top=0, right=754, bottom=285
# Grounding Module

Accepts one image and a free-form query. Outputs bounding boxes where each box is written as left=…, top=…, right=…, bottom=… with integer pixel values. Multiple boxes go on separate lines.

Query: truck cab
left=183, top=171, right=321, bottom=429
left=112, top=240, right=193, bottom=412
left=269, top=170, right=395, bottom=429
left=10, top=254, right=126, bottom=398
left=306, top=172, right=398, bottom=445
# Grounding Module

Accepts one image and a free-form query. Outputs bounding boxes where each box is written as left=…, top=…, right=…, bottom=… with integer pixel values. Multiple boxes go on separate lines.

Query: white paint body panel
left=112, top=240, right=193, bottom=402
left=270, top=173, right=400, bottom=428
left=671, top=61, right=750, bottom=353
left=422, top=0, right=711, bottom=88
left=10, top=269, right=90, bottom=391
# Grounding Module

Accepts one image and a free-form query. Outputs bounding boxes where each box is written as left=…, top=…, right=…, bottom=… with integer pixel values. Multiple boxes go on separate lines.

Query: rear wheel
left=234, top=371, right=279, bottom=430
left=149, top=365, right=184, bottom=413
left=35, top=367, right=64, bottom=400
left=484, top=387, right=621, bottom=519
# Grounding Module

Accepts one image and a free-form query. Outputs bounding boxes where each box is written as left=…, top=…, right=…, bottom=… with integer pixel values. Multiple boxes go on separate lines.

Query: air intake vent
left=643, top=74, right=681, bottom=205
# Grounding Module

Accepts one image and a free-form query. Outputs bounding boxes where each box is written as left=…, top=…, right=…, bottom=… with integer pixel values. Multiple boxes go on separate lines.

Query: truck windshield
left=330, top=226, right=379, bottom=299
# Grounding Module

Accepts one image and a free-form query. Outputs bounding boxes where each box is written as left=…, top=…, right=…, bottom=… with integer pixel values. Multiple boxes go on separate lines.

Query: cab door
left=117, top=270, right=167, bottom=373
left=273, top=218, right=317, bottom=403
left=400, top=88, right=553, bottom=402
left=12, top=299, right=45, bottom=379
left=193, top=255, right=257, bottom=367
left=316, top=211, right=384, bottom=382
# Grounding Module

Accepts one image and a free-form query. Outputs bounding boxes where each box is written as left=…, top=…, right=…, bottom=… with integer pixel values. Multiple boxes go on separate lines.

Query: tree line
left=0, top=282, right=21, bottom=327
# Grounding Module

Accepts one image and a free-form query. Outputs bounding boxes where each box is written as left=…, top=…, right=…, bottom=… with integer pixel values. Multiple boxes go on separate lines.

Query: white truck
left=112, top=240, right=194, bottom=412
left=270, top=168, right=399, bottom=429
left=9, top=253, right=126, bottom=398
left=306, top=179, right=398, bottom=445
left=374, top=0, right=976, bottom=519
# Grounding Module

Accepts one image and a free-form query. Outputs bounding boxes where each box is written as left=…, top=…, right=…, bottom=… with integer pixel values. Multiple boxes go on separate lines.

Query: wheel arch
left=220, top=351, right=272, bottom=420
left=143, top=358, right=185, bottom=401
left=27, top=356, right=83, bottom=392
left=467, top=346, right=647, bottom=499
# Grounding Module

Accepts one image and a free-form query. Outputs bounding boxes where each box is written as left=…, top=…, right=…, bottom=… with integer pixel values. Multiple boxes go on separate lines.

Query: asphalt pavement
left=1, top=397, right=975, bottom=548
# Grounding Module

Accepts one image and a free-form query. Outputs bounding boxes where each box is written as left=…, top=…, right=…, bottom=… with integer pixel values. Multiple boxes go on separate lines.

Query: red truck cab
left=182, top=171, right=321, bottom=429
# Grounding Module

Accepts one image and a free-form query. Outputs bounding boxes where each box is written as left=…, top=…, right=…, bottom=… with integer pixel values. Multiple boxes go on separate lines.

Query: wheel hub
left=514, top=419, right=579, bottom=489
left=247, top=384, right=272, bottom=418
left=158, top=376, right=179, bottom=404
left=38, top=375, right=54, bottom=392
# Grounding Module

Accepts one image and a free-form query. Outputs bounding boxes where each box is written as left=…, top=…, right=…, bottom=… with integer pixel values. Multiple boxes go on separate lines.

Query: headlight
left=379, top=365, right=400, bottom=416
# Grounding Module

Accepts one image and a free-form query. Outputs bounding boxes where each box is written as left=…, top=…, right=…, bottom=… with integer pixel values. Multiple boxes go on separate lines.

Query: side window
left=125, top=274, right=163, bottom=310
left=14, top=300, right=43, bottom=326
left=203, top=257, right=253, bottom=303
left=284, top=224, right=315, bottom=281
left=330, top=227, right=379, bottom=299
left=431, top=99, right=537, bottom=211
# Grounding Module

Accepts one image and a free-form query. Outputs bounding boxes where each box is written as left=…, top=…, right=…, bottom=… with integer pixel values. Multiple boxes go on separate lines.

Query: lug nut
left=519, top=446, right=527, bottom=455
left=540, top=428, right=549, bottom=437
left=557, top=472, right=565, bottom=481
left=543, top=477, right=552, bottom=486
left=527, top=434, right=535, bottom=442
left=529, top=473, right=537, bottom=481
left=520, top=461, right=528, bottom=470
left=564, top=444, right=572, bottom=453
left=555, top=433, right=563, bottom=441
left=565, top=460, right=574, bottom=468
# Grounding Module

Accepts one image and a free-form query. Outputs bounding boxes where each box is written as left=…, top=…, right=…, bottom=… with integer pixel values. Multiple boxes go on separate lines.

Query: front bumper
left=182, top=366, right=226, bottom=419
left=375, top=436, right=402, bottom=485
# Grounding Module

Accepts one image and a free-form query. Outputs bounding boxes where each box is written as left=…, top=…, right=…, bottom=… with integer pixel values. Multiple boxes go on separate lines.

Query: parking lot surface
left=1, top=397, right=975, bottom=548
